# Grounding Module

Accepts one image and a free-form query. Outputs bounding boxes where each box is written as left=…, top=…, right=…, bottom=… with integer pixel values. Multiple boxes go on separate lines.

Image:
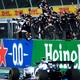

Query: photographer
left=22, top=15, right=32, bottom=40
left=38, top=0, right=46, bottom=9
left=59, top=12, right=72, bottom=39
left=77, top=9, right=80, bottom=39
left=68, top=13, right=79, bottom=39
left=13, top=13, right=32, bottom=40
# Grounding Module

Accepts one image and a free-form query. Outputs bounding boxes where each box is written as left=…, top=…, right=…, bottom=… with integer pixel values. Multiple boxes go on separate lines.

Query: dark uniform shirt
left=22, top=22, right=31, bottom=33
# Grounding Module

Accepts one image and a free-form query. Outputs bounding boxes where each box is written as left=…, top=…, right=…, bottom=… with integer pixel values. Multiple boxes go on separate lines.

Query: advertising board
left=0, top=39, right=33, bottom=68
left=53, top=5, right=77, bottom=13
left=0, top=8, right=42, bottom=18
left=0, top=39, right=80, bottom=70
left=32, top=40, right=80, bottom=70
left=0, top=8, right=29, bottom=18
left=0, top=5, right=77, bottom=18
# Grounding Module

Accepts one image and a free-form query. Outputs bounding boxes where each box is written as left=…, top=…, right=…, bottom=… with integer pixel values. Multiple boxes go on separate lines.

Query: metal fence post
left=7, top=19, right=12, bottom=38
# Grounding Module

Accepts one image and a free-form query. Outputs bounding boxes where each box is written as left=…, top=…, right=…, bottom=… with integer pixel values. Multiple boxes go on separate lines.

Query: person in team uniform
left=22, top=15, right=32, bottom=40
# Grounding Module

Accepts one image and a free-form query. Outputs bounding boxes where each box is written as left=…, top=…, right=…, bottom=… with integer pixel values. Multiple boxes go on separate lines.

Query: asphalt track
left=0, top=79, right=8, bottom=80
left=0, top=68, right=23, bottom=80
left=0, top=68, right=9, bottom=80
left=0, top=75, right=8, bottom=80
left=0, top=75, right=33, bottom=80
left=0, top=68, right=32, bottom=80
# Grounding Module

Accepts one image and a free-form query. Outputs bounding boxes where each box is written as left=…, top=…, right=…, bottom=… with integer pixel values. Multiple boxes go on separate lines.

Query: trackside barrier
left=0, top=39, right=80, bottom=70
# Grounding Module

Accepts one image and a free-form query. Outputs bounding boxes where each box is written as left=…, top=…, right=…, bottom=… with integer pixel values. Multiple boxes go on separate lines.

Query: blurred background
left=0, top=0, right=80, bottom=40
left=0, top=0, right=79, bottom=9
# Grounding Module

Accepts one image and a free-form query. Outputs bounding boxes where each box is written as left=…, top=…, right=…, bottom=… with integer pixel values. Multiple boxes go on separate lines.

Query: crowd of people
left=13, top=0, right=80, bottom=40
